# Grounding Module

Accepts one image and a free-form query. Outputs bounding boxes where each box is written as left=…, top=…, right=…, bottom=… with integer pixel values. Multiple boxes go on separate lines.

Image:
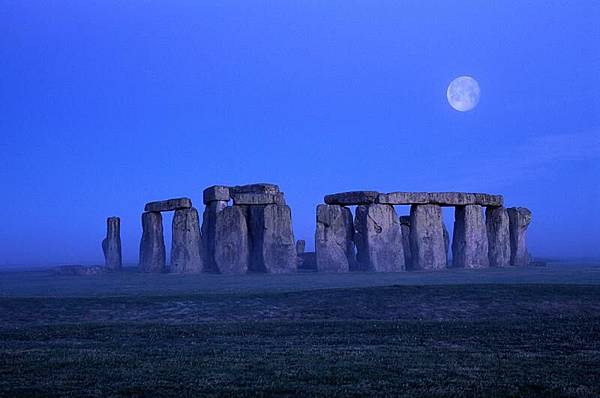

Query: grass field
left=1, top=262, right=600, bottom=397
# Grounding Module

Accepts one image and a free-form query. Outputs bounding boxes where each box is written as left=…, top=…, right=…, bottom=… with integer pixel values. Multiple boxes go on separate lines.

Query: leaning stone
left=214, top=206, right=250, bottom=274
left=247, top=204, right=297, bottom=273
left=200, top=200, right=228, bottom=272
left=354, top=204, right=405, bottom=272
left=399, top=216, right=412, bottom=267
left=452, top=205, right=489, bottom=269
left=230, top=183, right=280, bottom=194
left=231, top=192, right=286, bottom=206
left=144, top=198, right=192, bottom=212
left=102, top=217, right=122, bottom=271
left=378, top=192, right=503, bottom=207
left=324, top=191, right=379, bottom=206
left=171, top=207, right=203, bottom=273
left=139, top=212, right=166, bottom=273
left=296, top=240, right=306, bottom=255
left=203, top=185, right=230, bottom=205
left=486, top=206, right=511, bottom=267
left=315, top=204, right=355, bottom=272
left=409, top=205, right=447, bottom=270
left=507, top=207, right=532, bottom=266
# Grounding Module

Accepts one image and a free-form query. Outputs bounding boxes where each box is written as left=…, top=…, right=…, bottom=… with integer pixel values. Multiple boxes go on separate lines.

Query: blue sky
left=1, top=1, right=599, bottom=265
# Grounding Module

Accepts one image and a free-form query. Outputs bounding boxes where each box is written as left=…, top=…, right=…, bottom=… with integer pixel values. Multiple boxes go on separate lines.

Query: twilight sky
left=1, top=1, right=599, bottom=266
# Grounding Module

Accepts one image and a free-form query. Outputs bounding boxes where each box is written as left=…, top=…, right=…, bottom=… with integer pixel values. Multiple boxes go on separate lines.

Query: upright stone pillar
left=296, top=240, right=306, bottom=255
left=442, top=222, right=450, bottom=265
left=171, top=207, right=203, bottom=273
left=354, top=204, right=405, bottom=272
left=201, top=200, right=228, bottom=272
left=409, top=205, right=447, bottom=270
left=452, top=205, right=489, bottom=269
left=214, top=206, right=251, bottom=274
left=139, top=212, right=166, bottom=273
left=102, top=217, right=122, bottom=271
left=315, top=204, right=355, bottom=272
left=486, top=206, right=511, bottom=267
left=507, top=207, right=532, bottom=266
left=248, top=204, right=297, bottom=273
left=399, top=216, right=412, bottom=267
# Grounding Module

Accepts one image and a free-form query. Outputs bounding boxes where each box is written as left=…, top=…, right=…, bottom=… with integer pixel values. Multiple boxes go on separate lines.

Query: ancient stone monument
left=486, top=206, right=511, bottom=267
left=171, top=207, right=203, bottom=273
left=102, top=217, right=122, bottom=271
left=451, top=205, right=489, bottom=269
left=139, top=211, right=166, bottom=272
left=507, top=207, right=532, bottom=266
left=315, top=204, right=355, bottom=272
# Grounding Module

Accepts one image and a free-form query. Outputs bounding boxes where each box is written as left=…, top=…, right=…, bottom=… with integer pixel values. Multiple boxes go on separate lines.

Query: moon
left=447, top=76, right=480, bottom=112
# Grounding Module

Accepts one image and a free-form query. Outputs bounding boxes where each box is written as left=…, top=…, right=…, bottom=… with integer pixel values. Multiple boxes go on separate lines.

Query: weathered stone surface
left=144, top=197, right=192, bottom=212
left=102, top=217, right=122, bottom=271
left=409, top=205, right=447, bottom=270
left=296, top=240, right=306, bottom=255
left=443, top=222, right=450, bottom=264
left=508, top=207, right=532, bottom=266
left=486, top=206, right=511, bottom=267
left=315, top=204, right=355, bottom=272
left=171, top=207, right=203, bottom=273
left=324, top=191, right=379, bottom=206
left=200, top=201, right=228, bottom=272
left=298, top=252, right=317, bottom=271
left=203, top=185, right=230, bottom=205
left=231, top=183, right=280, bottom=194
left=452, top=205, right=489, bottom=269
left=378, top=192, right=503, bottom=207
left=355, top=204, right=405, bottom=272
left=399, top=216, right=412, bottom=267
left=247, top=204, right=297, bottom=273
left=214, top=206, right=250, bottom=274
left=231, top=192, right=286, bottom=205
left=139, top=212, right=166, bottom=273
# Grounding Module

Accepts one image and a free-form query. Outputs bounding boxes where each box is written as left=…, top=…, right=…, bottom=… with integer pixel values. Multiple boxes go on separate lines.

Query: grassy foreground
left=1, top=265, right=600, bottom=397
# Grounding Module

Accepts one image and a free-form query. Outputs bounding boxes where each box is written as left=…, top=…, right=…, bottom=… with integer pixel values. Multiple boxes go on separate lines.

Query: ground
left=1, top=262, right=600, bottom=397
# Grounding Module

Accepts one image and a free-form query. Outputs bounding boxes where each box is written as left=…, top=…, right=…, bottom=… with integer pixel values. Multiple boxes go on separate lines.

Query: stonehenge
left=409, top=204, right=447, bottom=270
left=451, top=205, right=489, bottom=269
left=508, top=207, right=532, bottom=266
left=486, top=207, right=511, bottom=267
left=139, top=211, right=166, bottom=272
left=102, top=217, right=122, bottom=271
left=315, top=204, right=355, bottom=272
left=171, top=207, right=203, bottom=273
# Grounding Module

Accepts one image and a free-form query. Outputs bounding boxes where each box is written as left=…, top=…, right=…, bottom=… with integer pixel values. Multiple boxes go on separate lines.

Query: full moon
left=447, top=76, right=480, bottom=112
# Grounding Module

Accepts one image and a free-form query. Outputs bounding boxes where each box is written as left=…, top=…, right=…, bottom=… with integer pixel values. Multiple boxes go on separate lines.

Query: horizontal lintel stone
left=377, top=192, right=503, bottom=207
left=144, top=198, right=192, bottom=212
left=324, top=191, right=379, bottom=206
left=203, top=185, right=231, bottom=204
left=230, top=183, right=280, bottom=195
left=232, top=192, right=286, bottom=205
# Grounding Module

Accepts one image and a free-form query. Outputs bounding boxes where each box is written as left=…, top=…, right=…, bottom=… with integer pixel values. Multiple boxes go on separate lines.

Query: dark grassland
left=1, top=264, right=600, bottom=397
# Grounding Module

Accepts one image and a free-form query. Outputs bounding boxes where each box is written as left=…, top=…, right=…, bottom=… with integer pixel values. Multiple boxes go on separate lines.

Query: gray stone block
left=214, top=206, right=251, bottom=274
left=139, top=212, right=166, bottom=273
left=452, top=205, right=489, bottom=269
left=315, top=204, right=355, bottom=272
left=171, top=207, right=203, bottom=273
left=508, top=207, right=532, bottom=266
left=102, top=217, right=122, bottom=271
left=486, top=206, right=511, bottom=267
left=203, top=185, right=230, bottom=205
left=324, top=191, right=380, bottom=206
left=144, top=198, right=192, bottom=212
left=409, top=205, right=447, bottom=270
left=378, top=192, right=503, bottom=207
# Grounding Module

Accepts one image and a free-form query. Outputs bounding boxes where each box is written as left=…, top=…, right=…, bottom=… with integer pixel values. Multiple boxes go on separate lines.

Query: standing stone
left=201, top=200, right=228, bottom=272
left=139, top=212, right=166, bottom=273
left=452, top=205, right=489, bottom=269
left=486, top=206, right=511, bottom=267
left=409, top=205, right=447, bottom=270
left=214, top=206, right=250, bottom=274
left=247, top=204, right=297, bottom=273
left=399, top=216, right=412, bottom=267
left=171, top=207, right=203, bottom=273
left=296, top=240, right=306, bottom=255
left=102, top=217, right=122, bottom=271
left=315, top=204, right=355, bottom=272
left=354, top=204, right=405, bottom=272
left=443, top=222, right=450, bottom=264
left=507, top=207, right=532, bottom=266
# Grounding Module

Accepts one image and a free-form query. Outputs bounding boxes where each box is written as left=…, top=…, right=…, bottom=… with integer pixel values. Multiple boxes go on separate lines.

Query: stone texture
left=298, top=252, right=317, bottom=271
left=443, top=222, right=450, bottom=264
left=315, top=204, right=355, bottom=272
left=452, top=205, right=489, bottom=269
left=486, top=206, right=511, bottom=267
left=203, top=185, right=230, bottom=205
left=409, top=205, right=447, bottom=270
left=102, top=217, right=122, bottom=271
left=354, top=204, right=405, bottom=272
left=201, top=200, right=228, bottom=272
left=170, top=207, right=203, bottom=273
left=324, top=191, right=379, bottom=206
left=144, top=197, right=192, bottom=212
left=231, top=192, right=286, bottom=206
left=296, top=240, right=306, bottom=255
left=139, top=212, right=166, bottom=273
left=247, top=204, right=297, bottom=273
left=214, top=206, right=251, bottom=274
left=231, top=183, right=280, bottom=194
left=507, top=207, right=532, bottom=266
left=399, top=216, right=412, bottom=267
left=378, top=192, right=503, bottom=207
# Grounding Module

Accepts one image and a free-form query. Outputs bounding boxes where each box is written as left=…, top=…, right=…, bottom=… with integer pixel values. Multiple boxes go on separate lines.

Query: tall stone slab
left=296, top=240, right=306, bottom=255
left=171, top=207, right=203, bottom=273
left=399, top=216, right=412, bottom=267
left=486, top=206, right=511, bottom=267
left=247, top=204, right=297, bottom=273
left=214, top=206, right=250, bottom=274
left=315, top=204, right=355, bottom=272
left=354, top=204, right=405, bottom=272
left=201, top=200, right=228, bottom=272
left=452, top=205, right=489, bottom=269
left=409, top=205, right=447, bottom=270
left=102, top=217, right=122, bottom=271
left=139, top=212, right=166, bottom=273
left=443, top=222, right=450, bottom=265
left=507, top=207, right=532, bottom=266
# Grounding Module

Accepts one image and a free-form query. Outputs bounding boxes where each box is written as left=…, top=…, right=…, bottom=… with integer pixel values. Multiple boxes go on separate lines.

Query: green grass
left=1, top=263, right=600, bottom=397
